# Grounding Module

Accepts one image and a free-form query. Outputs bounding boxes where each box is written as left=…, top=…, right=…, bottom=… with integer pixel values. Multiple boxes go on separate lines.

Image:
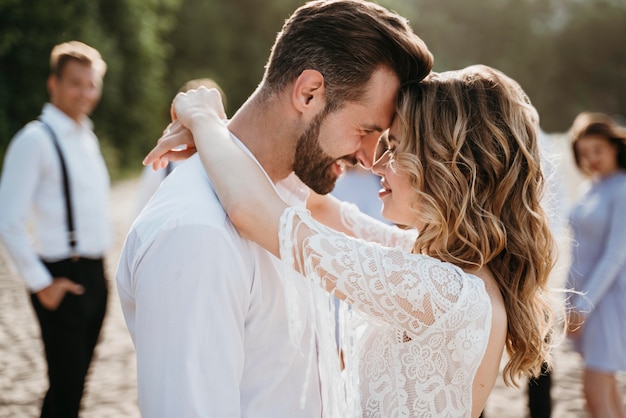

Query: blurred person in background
left=134, top=78, right=227, bottom=217
left=566, top=111, right=626, bottom=418
left=331, top=164, right=389, bottom=223
left=0, top=41, right=110, bottom=418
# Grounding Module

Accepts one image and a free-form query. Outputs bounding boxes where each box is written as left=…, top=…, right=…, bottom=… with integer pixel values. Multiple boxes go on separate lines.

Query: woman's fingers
left=148, top=148, right=197, bottom=171
left=143, top=87, right=227, bottom=171
left=144, top=121, right=196, bottom=169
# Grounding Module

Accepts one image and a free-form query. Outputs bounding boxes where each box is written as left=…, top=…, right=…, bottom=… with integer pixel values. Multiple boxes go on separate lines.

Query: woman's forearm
left=306, top=191, right=355, bottom=236
left=190, top=115, right=287, bottom=256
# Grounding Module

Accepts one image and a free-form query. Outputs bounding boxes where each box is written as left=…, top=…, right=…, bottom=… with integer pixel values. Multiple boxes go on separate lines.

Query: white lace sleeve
left=338, top=201, right=417, bottom=251
left=280, top=207, right=471, bottom=337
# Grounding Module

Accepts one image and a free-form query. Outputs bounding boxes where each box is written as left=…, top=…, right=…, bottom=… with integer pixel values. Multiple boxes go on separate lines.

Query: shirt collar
left=41, top=103, right=94, bottom=136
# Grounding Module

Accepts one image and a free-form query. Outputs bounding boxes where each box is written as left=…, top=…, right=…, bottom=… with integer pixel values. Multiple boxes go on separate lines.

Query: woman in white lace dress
left=146, top=65, right=559, bottom=418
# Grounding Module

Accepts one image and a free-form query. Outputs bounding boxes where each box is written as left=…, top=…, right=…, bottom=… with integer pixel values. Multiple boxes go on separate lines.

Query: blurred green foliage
left=0, top=0, right=179, bottom=178
left=390, top=0, right=626, bottom=131
left=1, top=0, right=625, bottom=177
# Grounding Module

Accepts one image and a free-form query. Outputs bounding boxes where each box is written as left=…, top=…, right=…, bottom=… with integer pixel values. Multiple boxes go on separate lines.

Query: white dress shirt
left=134, top=161, right=181, bottom=219
left=0, top=104, right=111, bottom=292
left=116, top=146, right=322, bottom=417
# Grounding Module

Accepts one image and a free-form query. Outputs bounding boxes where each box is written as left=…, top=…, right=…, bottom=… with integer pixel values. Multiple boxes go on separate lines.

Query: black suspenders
left=39, top=119, right=78, bottom=260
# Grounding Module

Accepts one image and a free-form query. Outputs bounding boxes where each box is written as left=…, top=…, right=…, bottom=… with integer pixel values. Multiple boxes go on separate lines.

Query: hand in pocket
left=36, top=277, right=85, bottom=310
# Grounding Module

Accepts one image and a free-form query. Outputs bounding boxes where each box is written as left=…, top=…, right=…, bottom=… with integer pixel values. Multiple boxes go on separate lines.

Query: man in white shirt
left=116, top=1, right=433, bottom=416
left=0, top=41, right=110, bottom=418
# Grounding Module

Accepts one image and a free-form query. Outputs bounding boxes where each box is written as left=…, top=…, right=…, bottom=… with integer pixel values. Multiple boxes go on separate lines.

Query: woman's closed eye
left=375, top=135, right=399, bottom=163
left=383, top=140, right=399, bottom=160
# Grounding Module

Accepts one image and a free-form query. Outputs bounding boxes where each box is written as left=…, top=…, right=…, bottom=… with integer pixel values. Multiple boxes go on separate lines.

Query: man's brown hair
left=262, top=0, right=433, bottom=111
left=50, top=41, right=107, bottom=79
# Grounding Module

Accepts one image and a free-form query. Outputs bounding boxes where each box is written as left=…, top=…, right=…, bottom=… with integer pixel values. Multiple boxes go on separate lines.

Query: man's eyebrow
left=362, top=123, right=385, bottom=133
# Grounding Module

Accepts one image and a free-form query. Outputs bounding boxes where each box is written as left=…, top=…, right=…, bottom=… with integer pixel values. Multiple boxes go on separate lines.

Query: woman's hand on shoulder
left=171, top=87, right=226, bottom=130
left=143, top=87, right=227, bottom=171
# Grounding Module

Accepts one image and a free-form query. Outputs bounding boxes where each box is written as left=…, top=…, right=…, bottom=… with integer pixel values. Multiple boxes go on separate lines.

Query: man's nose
left=355, top=134, right=382, bottom=169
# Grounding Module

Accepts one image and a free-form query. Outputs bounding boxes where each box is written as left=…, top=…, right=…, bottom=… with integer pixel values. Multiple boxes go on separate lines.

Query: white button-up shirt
left=116, top=147, right=322, bottom=417
left=0, top=104, right=111, bottom=291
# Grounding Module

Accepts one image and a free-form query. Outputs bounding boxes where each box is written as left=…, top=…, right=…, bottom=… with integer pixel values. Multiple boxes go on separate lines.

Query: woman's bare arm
left=144, top=87, right=287, bottom=256
left=306, top=190, right=356, bottom=236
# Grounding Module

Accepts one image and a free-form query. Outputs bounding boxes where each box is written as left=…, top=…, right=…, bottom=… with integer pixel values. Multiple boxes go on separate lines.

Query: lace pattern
left=279, top=207, right=492, bottom=418
left=338, top=201, right=417, bottom=250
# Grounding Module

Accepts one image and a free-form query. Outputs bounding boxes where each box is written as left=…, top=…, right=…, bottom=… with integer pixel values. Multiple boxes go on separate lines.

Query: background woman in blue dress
left=567, top=112, right=626, bottom=418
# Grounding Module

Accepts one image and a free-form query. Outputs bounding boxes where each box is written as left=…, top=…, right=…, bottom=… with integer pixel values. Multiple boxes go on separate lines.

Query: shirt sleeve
left=573, top=180, right=626, bottom=313
left=338, top=201, right=417, bottom=251
left=120, top=224, right=252, bottom=417
left=0, top=125, right=54, bottom=291
left=279, top=207, right=467, bottom=339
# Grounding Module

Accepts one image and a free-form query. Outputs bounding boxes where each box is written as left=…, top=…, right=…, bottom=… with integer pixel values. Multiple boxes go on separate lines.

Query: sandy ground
left=1, top=166, right=624, bottom=417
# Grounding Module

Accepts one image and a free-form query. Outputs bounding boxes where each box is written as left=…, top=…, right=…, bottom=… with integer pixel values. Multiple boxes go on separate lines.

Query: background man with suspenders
left=0, top=40, right=110, bottom=418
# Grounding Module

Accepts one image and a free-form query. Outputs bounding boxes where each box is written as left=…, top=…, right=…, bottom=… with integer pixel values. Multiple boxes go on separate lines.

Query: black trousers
left=479, top=362, right=552, bottom=418
left=30, top=258, right=108, bottom=418
left=528, top=362, right=552, bottom=418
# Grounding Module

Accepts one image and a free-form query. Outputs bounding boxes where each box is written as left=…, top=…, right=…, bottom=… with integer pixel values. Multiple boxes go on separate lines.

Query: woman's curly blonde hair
left=393, top=65, right=560, bottom=386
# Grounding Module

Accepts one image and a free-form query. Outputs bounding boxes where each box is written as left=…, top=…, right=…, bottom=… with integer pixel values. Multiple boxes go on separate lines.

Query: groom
left=116, top=1, right=432, bottom=416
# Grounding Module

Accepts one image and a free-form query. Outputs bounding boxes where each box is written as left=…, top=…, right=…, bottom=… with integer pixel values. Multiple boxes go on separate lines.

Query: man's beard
left=293, top=110, right=340, bottom=195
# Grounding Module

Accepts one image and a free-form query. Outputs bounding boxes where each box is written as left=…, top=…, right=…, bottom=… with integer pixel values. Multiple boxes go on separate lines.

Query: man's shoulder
left=132, top=156, right=231, bottom=235
left=4, top=120, right=55, bottom=165
left=121, top=159, right=253, bottom=275
left=11, top=120, right=50, bottom=145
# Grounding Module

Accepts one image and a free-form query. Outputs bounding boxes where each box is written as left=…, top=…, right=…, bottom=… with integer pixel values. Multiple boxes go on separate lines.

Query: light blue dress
left=567, top=170, right=626, bottom=373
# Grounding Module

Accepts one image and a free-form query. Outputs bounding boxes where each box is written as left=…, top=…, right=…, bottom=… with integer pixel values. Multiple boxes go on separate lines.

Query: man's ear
left=47, top=74, right=56, bottom=97
left=291, top=69, right=326, bottom=117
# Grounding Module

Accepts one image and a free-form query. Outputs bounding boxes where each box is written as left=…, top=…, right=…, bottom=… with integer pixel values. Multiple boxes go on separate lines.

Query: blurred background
left=1, top=2, right=625, bottom=416
left=1, top=0, right=625, bottom=178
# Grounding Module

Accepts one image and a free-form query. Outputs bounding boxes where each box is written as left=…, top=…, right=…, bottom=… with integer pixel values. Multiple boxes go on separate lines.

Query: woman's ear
left=291, top=69, right=326, bottom=118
